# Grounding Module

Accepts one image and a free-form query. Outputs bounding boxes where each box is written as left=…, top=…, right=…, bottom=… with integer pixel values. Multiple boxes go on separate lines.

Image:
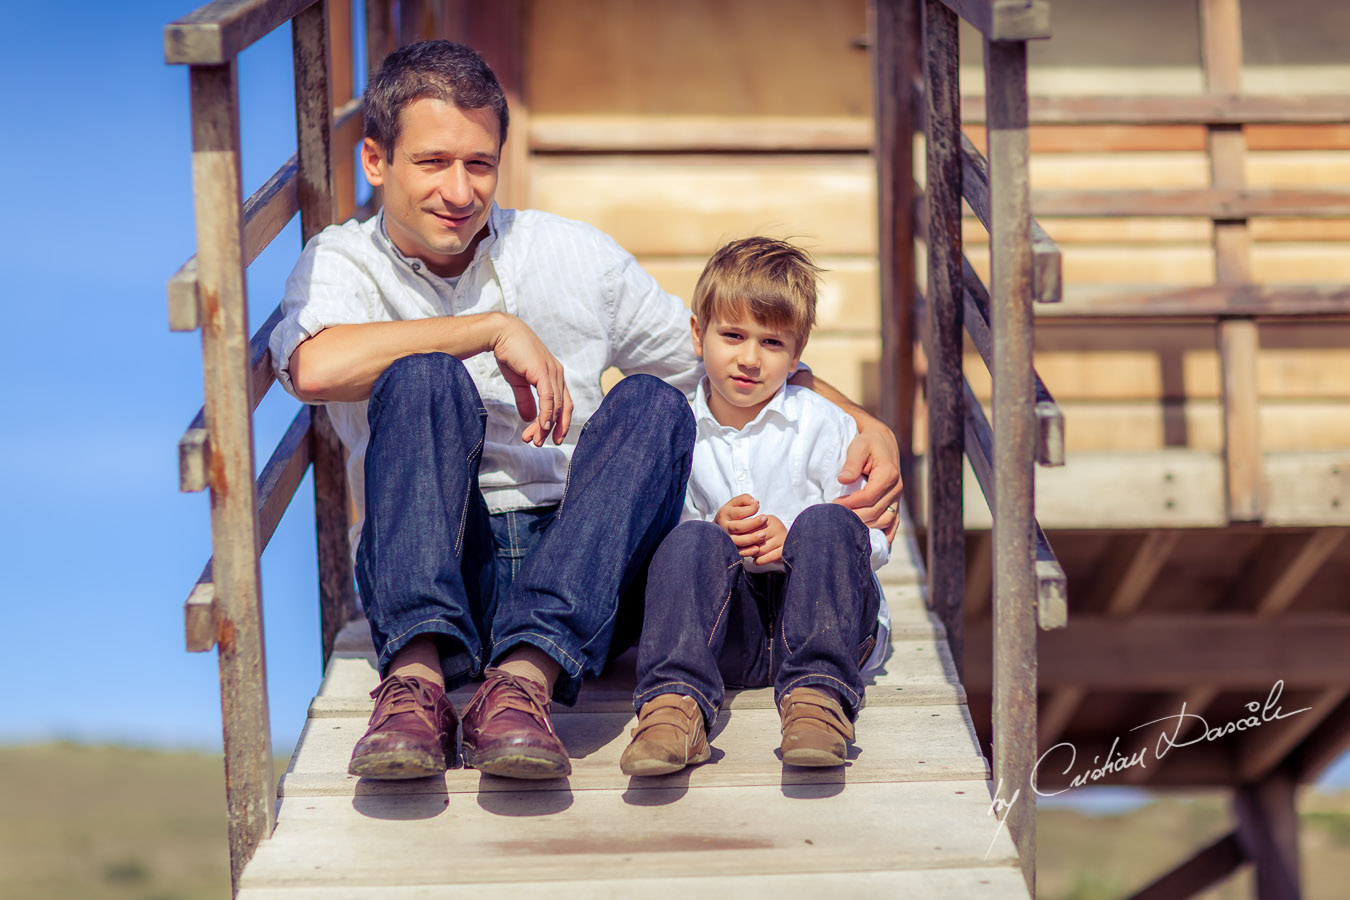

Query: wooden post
left=873, top=0, right=920, bottom=511
left=294, top=0, right=358, bottom=667
left=1235, top=770, right=1302, bottom=900
left=462, top=1, right=528, bottom=209
left=922, top=0, right=965, bottom=677
left=189, top=60, right=274, bottom=892
left=986, top=35, right=1037, bottom=893
left=1200, top=0, right=1264, bottom=521
left=328, top=0, right=356, bottom=221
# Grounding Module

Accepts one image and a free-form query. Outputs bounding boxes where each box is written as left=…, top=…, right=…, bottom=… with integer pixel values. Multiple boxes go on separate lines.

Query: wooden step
left=279, top=701, right=988, bottom=798
left=239, top=864, right=1030, bottom=898
left=240, top=780, right=1019, bottom=891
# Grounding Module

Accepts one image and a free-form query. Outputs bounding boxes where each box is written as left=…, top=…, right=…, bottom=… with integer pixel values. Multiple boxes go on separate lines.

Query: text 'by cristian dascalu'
left=983, top=680, right=1310, bottom=859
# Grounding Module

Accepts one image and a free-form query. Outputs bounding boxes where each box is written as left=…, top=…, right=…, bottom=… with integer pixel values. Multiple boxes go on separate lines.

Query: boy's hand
left=749, top=515, right=787, bottom=567
left=714, top=494, right=769, bottom=556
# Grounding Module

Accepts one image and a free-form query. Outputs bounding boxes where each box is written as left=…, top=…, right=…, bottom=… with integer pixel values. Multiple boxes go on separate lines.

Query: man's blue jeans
left=632, top=504, right=881, bottom=727
left=355, top=353, right=695, bottom=704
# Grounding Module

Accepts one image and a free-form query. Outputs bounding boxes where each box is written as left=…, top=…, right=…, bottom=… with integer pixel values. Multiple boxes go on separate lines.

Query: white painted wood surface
left=239, top=520, right=1029, bottom=897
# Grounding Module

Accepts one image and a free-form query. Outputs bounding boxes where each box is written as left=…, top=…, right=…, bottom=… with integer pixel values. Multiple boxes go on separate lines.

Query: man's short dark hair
left=364, top=40, right=509, bottom=152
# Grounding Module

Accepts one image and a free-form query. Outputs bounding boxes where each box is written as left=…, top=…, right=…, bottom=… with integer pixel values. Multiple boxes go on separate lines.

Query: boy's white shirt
left=684, top=379, right=891, bottom=673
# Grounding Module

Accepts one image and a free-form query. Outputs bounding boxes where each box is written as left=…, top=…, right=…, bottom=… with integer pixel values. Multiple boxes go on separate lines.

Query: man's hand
left=714, top=494, right=769, bottom=557
left=492, top=316, right=573, bottom=446
left=833, top=423, right=903, bottom=541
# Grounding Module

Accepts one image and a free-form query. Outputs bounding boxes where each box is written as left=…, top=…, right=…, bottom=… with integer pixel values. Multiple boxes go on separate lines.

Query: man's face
left=361, top=97, right=500, bottom=277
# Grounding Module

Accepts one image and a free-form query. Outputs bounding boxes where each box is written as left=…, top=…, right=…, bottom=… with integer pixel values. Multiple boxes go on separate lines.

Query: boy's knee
left=654, top=520, right=733, bottom=566
left=787, top=503, right=866, bottom=548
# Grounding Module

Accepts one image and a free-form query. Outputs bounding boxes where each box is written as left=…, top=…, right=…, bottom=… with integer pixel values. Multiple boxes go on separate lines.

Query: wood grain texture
left=922, top=0, right=967, bottom=684
left=960, top=94, right=1350, bottom=126
left=966, top=614, right=1350, bottom=688
left=166, top=0, right=317, bottom=65
left=188, top=61, right=273, bottom=891
left=242, top=781, right=1020, bottom=890
left=238, top=866, right=1030, bottom=899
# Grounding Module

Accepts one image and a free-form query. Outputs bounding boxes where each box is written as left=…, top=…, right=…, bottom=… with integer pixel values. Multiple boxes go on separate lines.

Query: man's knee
left=604, top=375, right=694, bottom=439
left=370, top=353, right=480, bottom=419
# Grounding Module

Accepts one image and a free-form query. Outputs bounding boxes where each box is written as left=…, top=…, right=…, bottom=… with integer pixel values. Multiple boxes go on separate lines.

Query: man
left=270, top=40, right=901, bottom=782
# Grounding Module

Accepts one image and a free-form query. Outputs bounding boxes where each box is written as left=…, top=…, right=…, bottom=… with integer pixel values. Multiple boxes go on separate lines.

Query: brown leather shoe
left=460, top=668, right=571, bottom=779
left=620, top=694, right=711, bottom=777
left=348, top=675, right=456, bottom=779
left=779, top=686, right=854, bottom=767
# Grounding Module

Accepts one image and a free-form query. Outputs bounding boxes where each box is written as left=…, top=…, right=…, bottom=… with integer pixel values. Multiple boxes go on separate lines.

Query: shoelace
left=469, top=671, right=552, bottom=732
left=368, top=675, right=440, bottom=730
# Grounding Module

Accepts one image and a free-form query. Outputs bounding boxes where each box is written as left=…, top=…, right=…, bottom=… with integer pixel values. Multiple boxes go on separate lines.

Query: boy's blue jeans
left=355, top=353, right=694, bottom=705
left=632, top=504, right=881, bottom=727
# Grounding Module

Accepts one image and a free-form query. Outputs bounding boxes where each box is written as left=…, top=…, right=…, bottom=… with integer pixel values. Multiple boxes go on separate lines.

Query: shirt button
left=737, top=473, right=746, bottom=482
left=411, top=262, right=421, bottom=271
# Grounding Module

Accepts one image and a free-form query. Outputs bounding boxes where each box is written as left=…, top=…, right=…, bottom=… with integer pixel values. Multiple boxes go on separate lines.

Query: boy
left=620, top=237, right=890, bottom=775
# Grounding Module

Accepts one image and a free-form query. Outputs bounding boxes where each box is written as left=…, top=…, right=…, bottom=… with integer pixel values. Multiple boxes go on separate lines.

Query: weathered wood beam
left=938, top=0, right=1050, bottom=41
left=1235, top=771, right=1301, bottom=900
left=922, top=0, right=966, bottom=680
left=873, top=0, right=921, bottom=499
left=966, top=615, right=1350, bottom=688
left=959, top=133, right=1061, bottom=303
left=1035, top=285, right=1350, bottom=319
left=1220, top=318, right=1264, bottom=522
left=1290, top=695, right=1350, bottom=783
left=294, top=0, right=359, bottom=670
left=178, top=305, right=283, bottom=492
left=1227, top=529, right=1347, bottom=615
left=168, top=156, right=300, bottom=332
left=1125, top=831, right=1248, bottom=900
left=1040, top=530, right=1177, bottom=748
left=1087, top=530, right=1180, bottom=616
left=166, top=0, right=317, bottom=65
left=1200, top=0, right=1262, bottom=525
left=185, top=407, right=314, bottom=653
left=1030, top=188, right=1350, bottom=219
left=961, top=93, right=1350, bottom=125
left=984, top=32, right=1038, bottom=893
left=962, top=259, right=1064, bottom=466
left=1238, top=688, right=1349, bottom=783
left=962, top=378, right=1067, bottom=629
left=187, top=58, right=273, bottom=892
left=964, top=531, right=992, bottom=619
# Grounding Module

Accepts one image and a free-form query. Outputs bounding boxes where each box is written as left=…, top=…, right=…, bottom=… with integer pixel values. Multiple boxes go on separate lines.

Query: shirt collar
left=693, top=378, right=793, bottom=434
left=374, top=203, right=502, bottom=277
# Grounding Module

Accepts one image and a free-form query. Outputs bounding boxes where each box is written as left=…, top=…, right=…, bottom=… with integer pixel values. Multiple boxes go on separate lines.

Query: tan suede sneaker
left=779, top=686, right=854, bottom=767
left=619, top=694, right=711, bottom=776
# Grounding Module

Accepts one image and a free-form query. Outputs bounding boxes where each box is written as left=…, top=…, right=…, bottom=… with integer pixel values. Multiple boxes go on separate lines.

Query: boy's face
left=692, top=308, right=803, bottom=429
left=361, top=97, right=500, bottom=278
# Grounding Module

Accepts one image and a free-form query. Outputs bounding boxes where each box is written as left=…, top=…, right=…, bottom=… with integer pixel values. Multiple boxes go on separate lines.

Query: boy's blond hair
left=691, top=237, right=821, bottom=351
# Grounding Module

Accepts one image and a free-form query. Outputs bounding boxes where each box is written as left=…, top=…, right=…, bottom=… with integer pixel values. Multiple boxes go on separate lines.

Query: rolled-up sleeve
left=270, top=233, right=377, bottom=400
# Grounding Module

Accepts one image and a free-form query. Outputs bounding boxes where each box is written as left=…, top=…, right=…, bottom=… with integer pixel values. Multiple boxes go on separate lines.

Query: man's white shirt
left=271, top=204, right=702, bottom=555
left=684, top=379, right=892, bottom=670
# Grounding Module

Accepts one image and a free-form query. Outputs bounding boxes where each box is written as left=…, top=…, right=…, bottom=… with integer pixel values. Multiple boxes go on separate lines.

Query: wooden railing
left=875, top=0, right=1067, bottom=891
left=163, top=0, right=439, bottom=891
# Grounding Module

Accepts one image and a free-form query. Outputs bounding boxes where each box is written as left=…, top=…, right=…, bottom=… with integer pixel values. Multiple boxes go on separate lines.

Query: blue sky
left=3, top=0, right=1346, bottom=795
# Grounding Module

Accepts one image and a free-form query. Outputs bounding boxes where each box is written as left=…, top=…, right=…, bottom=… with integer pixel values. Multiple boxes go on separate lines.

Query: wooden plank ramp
left=239, top=521, right=1028, bottom=898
